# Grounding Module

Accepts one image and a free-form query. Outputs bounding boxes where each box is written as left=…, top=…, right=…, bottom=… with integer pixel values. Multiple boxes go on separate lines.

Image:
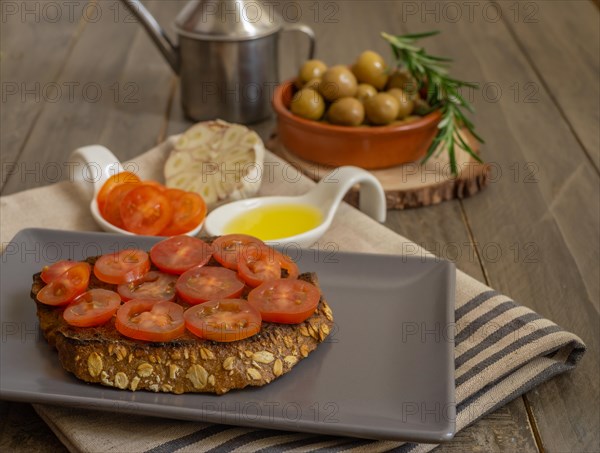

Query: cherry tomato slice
left=141, top=180, right=167, bottom=192
left=115, top=299, right=184, bottom=342
left=36, top=262, right=91, bottom=306
left=176, top=266, right=245, bottom=305
left=93, top=249, right=150, bottom=285
left=248, top=279, right=320, bottom=324
left=97, top=171, right=140, bottom=213
left=212, top=234, right=266, bottom=271
left=160, top=189, right=207, bottom=236
left=150, top=236, right=213, bottom=275
left=238, top=247, right=281, bottom=287
left=40, top=260, right=78, bottom=284
left=184, top=299, right=261, bottom=342
left=117, top=271, right=178, bottom=301
left=120, top=185, right=174, bottom=236
left=272, top=250, right=299, bottom=279
left=100, top=182, right=139, bottom=229
left=63, top=289, right=121, bottom=327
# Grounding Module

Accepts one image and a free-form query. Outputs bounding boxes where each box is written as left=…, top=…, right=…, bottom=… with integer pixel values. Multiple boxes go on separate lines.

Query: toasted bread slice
left=31, top=256, right=334, bottom=395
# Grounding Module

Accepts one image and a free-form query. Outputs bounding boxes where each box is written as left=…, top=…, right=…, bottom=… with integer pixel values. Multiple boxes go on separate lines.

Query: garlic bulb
left=164, top=120, right=265, bottom=209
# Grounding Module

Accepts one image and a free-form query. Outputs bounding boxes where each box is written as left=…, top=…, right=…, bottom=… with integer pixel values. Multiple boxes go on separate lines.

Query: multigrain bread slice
left=31, top=256, right=334, bottom=395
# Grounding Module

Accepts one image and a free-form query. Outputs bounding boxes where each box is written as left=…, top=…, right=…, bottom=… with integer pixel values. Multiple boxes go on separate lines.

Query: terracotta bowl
left=272, top=80, right=442, bottom=170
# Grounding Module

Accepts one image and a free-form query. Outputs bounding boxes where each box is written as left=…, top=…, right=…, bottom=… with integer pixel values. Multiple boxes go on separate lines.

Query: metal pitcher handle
left=282, top=23, right=316, bottom=60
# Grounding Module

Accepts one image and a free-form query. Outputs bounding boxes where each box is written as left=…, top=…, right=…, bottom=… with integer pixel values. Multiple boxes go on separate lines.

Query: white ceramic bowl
left=70, top=145, right=203, bottom=237
left=204, top=166, right=386, bottom=248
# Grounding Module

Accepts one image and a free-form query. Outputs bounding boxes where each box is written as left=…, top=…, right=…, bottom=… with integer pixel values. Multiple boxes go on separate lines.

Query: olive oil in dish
left=223, top=204, right=323, bottom=241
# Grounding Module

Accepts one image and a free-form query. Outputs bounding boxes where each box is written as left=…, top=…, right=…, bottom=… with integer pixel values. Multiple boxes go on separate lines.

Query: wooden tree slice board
left=268, top=129, right=490, bottom=210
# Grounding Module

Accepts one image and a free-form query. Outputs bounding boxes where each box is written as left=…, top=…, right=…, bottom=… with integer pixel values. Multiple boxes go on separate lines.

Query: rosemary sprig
left=381, top=31, right=483, bottom=175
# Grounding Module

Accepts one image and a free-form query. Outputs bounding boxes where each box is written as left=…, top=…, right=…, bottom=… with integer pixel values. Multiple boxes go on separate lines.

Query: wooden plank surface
left=0, top=2, right=86, bottom=192
left=1, top=0, right=176, bottom=196
left=1, top=1, right=598, bottom=452
left=500, top=0, right=600, bottom=171
left=399, top=2, right=600, bottom=452
left=0, top=402, right=67, bottom=453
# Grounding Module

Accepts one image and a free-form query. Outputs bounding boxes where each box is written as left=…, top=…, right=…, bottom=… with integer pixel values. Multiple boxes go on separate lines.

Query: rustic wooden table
left=1, top=1, right=598, bottom=452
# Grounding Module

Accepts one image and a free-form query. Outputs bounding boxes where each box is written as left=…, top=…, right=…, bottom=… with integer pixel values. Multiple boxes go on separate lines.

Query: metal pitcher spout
left=120, top=0, right=180, bottom=73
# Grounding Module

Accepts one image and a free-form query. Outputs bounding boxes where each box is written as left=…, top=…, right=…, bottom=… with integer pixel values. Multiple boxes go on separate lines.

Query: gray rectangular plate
left=0, top=229, right=455, bottom=443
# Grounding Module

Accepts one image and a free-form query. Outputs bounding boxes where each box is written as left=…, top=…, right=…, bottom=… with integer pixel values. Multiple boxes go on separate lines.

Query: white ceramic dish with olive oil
left=203, top=166, right=387, bottom=247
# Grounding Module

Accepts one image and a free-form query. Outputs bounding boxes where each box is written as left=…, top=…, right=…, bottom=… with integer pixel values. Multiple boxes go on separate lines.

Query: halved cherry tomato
left=97, top=171, right=140, bottom=213
left=160, top=189, right=207, bottom=236
left=176, top=266, right=245, bottom=305
left=100, top=182, right=139, bottom=228
left=117, top=271, right=177, bottom=301
left=63, top=289, right=121, bottom=327
left=184, top=299, right=261, bottom=342
left=40, top=260, right=78, bottom=284
left=93, top=249, right=150, bottom=285
left=272, top=250, right=299, bottom=279
left=141, top=180, right=167, bottom=192
left=120, top=185, right=174, bottom=235
left=150, top=236, right=213, bottom=275
left=36, top=262, right=91, bottom=306
left=248, top=279, right=320, bottom=324
left=238, top=247, right=281, bottom=287
left=212, top=234, right=265, bottom=270
left=115, top=299, right=184, bottom=342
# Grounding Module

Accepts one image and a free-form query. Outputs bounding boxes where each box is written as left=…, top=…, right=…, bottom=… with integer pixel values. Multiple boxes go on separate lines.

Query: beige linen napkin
left=0, top=138, right=585, bottom=452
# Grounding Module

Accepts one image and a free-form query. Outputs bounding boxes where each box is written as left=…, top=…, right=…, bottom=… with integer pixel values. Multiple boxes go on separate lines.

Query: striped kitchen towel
left=0, top=137, right=585, bottom=452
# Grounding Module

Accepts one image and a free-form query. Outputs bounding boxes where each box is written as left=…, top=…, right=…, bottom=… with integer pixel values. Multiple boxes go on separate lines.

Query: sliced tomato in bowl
left=248, top=279, right=320, bottom=324
left=63, top=289, right=121, bottom=327
left=184, top=299, right=262, bottom=342
left=176, top=266, right=245, bottom=305
left=150, top=236, right=213, bottom=275
left=97, top=171, right=140, bottom=213
left=115, top=299, right=184, bottom=342
left=94, top=249, right=150, bottom=285
left=212, top=234, right=266, bottom=270
left=37, top=262, right=91, bottom=306
left=160, top=189, right=207, bottom=236
left=140, top=180, right=167, bottom=192
left=100, top=182, right=140, bottom=229
left=120, top=185, right=173, bottom=236
left=238, top=247, right=281, bottom=287
left=40, top=260, right=78, bottom=284
left=117, top=271, right=178, bottom=301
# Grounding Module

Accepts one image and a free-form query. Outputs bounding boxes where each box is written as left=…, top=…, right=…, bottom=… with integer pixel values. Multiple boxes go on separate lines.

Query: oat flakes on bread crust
left=31, top=257, right=334, bottom=395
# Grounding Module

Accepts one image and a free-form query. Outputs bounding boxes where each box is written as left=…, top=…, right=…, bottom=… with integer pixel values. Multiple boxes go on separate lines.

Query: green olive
left=390, top=116, right=420, bottom=126
left=355, top=83, right=377, bottom=103
left=365, top=93, right=400, bottom=125
left=319, top=65, right=358, bottom=101
left=387, top=88, right=415, bottom=119
left=387, top=69, right=419, bottom=99
left=303, top=77, right=322, bottom=91
left=352, top=50, right=388, bottom=90
left=298, top=60, right=327, bottom=84
left=404, top=115, right=421, bottom=124
left=327, top=97, right=365, bottom=127
left=290, top=88, right=325, bottom=121
left=413, top=98, right=433, bottom=116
